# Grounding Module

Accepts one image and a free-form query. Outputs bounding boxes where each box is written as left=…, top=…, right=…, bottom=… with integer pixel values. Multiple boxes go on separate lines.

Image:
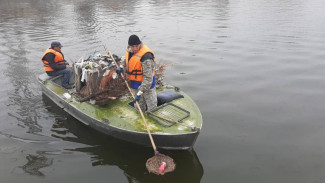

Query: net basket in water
left=146, top=153, right=176, bottom=175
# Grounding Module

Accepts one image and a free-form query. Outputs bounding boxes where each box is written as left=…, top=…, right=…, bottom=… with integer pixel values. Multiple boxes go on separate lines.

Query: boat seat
left=157, top=90, right=184, bottom=106
left=38, top=73, right=62, bottom=83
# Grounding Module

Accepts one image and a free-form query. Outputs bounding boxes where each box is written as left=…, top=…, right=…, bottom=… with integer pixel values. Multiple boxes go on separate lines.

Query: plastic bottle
left=158, top=162, right=167, bottom=173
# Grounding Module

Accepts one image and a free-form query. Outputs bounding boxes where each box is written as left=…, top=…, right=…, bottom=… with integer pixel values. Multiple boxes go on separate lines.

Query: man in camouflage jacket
left=118, top=35, right=157, bottom=111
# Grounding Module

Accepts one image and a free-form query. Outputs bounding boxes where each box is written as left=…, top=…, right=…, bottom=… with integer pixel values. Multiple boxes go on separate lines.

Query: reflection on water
left=2, top=33, right=43, bottom=134
left=6, top=83, right=43, bottom=134
left=42, top=94, right=203, bottom=182
left=21, top=153, right=53, bottom=177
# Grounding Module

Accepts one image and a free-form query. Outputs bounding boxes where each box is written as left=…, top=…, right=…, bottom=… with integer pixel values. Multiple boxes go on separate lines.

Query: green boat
left=38, top=73, right=202, bottom=150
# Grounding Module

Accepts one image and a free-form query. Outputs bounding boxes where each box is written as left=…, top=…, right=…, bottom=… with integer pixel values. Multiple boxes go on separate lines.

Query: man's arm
left=138, top=53, right=154, bottom=92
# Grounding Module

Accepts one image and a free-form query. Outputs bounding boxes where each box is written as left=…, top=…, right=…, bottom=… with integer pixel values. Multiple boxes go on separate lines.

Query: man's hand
left=132, top=90, right=143, bottom=104
left=66, top=65, right=71, bottom=69
left=116, top=65, right=123, bottom=75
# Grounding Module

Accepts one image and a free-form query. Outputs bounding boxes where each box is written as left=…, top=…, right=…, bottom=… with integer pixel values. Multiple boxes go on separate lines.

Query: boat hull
left=38, top=74, right=201, bottom=150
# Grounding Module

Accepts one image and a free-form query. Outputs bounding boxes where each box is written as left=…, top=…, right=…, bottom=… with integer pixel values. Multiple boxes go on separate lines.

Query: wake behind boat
left=38, top=53, right=202, bottom=150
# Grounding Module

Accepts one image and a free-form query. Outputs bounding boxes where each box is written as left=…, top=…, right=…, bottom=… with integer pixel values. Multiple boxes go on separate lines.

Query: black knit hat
left=128, top=35, right=141, bottom=46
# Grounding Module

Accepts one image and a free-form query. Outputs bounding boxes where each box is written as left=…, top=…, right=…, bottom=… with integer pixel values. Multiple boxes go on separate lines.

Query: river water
left=1, top=0, right=325, bottom=182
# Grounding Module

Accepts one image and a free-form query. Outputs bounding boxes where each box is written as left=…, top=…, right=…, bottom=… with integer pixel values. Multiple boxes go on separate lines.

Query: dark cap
left=51, top=41, right=63, bottom=48
left=128, top=35, right=141, bottom=46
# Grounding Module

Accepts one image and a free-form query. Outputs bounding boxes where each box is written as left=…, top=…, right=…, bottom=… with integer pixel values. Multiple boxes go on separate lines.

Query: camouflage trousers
left=132, top=88, right=157, bottom=112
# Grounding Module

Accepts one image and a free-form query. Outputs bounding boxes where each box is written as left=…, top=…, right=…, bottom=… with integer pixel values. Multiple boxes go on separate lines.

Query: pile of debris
left=73, top=52, right=127, bottom=105
left=72, top=52, right=168, bottom=105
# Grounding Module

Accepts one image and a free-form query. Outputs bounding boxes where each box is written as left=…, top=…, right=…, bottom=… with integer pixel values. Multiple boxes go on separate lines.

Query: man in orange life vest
left=41, top=41, right=74, bottom=89
left=117, top=35, right=157, bottom=111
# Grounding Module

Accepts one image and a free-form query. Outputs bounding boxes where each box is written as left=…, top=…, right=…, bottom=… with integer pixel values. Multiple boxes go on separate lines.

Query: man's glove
left=132, top=91, right=143, bottom=104
left=116, top=65, right=123, bottom=75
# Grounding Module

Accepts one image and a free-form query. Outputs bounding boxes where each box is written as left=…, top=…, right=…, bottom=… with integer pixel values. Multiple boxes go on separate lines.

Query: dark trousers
left=47, top=69, right=71, bottom=85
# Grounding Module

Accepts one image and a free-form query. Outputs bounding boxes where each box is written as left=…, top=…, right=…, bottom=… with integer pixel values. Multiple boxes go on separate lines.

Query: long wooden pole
left=106, top=51, right=158, bottom=153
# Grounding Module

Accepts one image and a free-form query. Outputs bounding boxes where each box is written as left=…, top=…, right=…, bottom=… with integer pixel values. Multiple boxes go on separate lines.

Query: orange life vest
left=125, top=44, right=155, bottom=82
left=41, top=48, right=65, bottom=72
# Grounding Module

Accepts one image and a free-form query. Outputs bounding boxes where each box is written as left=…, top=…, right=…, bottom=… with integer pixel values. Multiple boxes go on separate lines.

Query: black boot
left=62, top=83, right=74, bottom=89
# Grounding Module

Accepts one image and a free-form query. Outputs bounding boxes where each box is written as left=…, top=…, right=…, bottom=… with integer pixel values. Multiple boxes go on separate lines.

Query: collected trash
left=73, top=51, right=127, bottom=105
left=158, top=161, right=167, bottom=173
left=63, top=93, right=71, bottom=99
left=72, top=50, right=168, bottom=106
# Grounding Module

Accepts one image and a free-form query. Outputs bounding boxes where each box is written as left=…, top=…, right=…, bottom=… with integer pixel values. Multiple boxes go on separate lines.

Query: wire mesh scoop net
left=146, top=152, right=176, bottom=175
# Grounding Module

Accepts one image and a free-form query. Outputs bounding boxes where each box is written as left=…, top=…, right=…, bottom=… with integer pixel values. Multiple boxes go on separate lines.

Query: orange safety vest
left=125, top=44, right=155, bottom=82
left=41, top=48, right=65, bottom=72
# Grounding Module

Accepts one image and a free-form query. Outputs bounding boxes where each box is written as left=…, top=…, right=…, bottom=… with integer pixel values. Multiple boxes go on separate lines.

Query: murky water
left=1, top=0, right=325, bottom=182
